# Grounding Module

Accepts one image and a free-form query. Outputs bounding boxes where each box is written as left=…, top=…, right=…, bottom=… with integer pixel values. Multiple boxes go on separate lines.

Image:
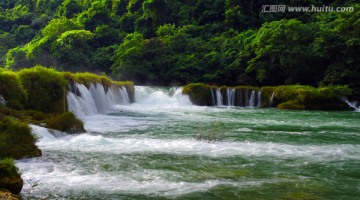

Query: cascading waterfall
left=249, top=90, right=256, bottom=107
left=67, top=82, right=130, bottom=117
left=245, top=90, right=249, bottom=106
left=210, top=88, right=215, bottom=106
left=257, top=91, right=262, bottom=107
left=269, top=92, right=275, bottom=107
left=343, top=98, right=360, bottom=112
left=227, top=88, right=235, bottom=106
left=216, top=89, right=223, bottom=106
left=211, top=88, right=262, bottom=107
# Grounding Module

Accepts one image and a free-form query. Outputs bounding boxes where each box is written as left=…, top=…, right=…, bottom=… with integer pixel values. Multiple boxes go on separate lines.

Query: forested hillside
left=0, top=0, right=359, bottom=93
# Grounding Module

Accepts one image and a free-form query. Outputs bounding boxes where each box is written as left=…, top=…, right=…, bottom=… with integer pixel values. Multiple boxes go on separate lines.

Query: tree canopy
left=0, top=0, right=359, bottom=93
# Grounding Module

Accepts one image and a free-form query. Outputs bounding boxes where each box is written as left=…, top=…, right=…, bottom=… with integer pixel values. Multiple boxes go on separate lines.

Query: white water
left=344, top=99, right=360, bottom=112
left=28, top=126, right=360, bottom=160
left=16, top=86, right=360, bottom=199
left=67, top=83, right=130, bottom=117
left=211, top=88, right=261, bottom=107
left=257, top=91, right=262, bottom=107
left=215, top=89, right=223, bottom=106
left=269, top=92, right=275, bottom=107
left=227, top=88, right=235, bottom=106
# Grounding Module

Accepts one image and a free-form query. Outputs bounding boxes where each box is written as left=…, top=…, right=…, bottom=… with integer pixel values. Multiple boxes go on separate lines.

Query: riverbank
left=0, top=66, right=134, bottom=198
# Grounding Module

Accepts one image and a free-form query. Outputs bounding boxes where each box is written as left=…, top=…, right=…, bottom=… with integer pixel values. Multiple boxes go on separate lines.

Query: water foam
left=31, top=127, right=360, bottom=161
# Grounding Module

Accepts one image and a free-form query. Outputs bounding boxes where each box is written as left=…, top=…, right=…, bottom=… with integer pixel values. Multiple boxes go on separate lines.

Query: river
left=17, top=86, right=360, bottom=199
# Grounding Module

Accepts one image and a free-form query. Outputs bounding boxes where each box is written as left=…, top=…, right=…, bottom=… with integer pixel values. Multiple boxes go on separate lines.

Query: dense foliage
left=0, top=0, right=359, bottom=94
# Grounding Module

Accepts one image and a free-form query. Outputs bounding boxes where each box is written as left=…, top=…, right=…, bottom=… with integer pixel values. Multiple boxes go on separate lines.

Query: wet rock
left=0, top=189, right=19, bottom=200
left=0, top=175, right=23, bottom=195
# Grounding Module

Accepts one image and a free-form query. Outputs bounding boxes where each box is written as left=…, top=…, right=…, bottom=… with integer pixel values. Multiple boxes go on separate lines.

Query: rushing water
left=17, top=87, right=360, bottom=200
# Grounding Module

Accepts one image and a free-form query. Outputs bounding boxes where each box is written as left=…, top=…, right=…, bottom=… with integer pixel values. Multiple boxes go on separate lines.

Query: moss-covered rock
left=65, top=71, right=135, bottom=103
left=46, top=112, right=85, bottom=134
left=0, top=189, right=19, bottom=200
left=18, top=66, right=67, bottom=113
left=271, top=85, right=351, bottom=110
left=183, top=83, right=213, bottom=106
left=0, top=158, right=23, bottom=195
left=277, top=100, right=306, bottom=110
left=0, top=117, right=41, bottom=159
left=0, top=71, right=27, bottom=110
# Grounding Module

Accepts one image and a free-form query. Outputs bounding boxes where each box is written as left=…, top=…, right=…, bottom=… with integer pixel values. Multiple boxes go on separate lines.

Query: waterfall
left=67, top=82, right=130, bottom=117
left=257, top=91, right=262, bottom=107
left=269, top=92, right=275, bottom=107
left=227, top=88, right=235, bottom=106
left=0, top=95, right=5, bottom=106
left=249, top=90, right=256, bottom=107
left=215, top=89, right=223, bottom=106
left=210, top=88, right=215, bottom=106
left=236, top=89, right=243, bottom=107
left=119, top=86, right=130, bottom=105
left=343, top=98, right=360, bottom=112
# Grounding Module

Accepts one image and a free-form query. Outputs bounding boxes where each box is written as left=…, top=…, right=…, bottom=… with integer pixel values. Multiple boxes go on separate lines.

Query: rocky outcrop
left=0, top=189, right=19, bottom=200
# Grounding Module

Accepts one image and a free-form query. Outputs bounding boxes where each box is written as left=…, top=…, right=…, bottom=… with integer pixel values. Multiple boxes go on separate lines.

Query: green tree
left=247, top=19, right=317, bottom=85
left=51, top=30, right=94, bottom=70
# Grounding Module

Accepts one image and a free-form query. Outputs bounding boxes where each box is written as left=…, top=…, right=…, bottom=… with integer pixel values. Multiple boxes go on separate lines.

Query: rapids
left=17, top=86, right=360, bottom=199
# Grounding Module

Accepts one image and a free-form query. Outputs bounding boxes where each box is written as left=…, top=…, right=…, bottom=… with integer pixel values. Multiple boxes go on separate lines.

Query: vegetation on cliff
left=0, top=1, right=358, bottom=96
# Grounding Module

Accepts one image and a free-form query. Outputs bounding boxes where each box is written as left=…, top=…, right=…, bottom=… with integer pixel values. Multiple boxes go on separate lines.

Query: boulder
left=0, top=189, right=19, bottom=200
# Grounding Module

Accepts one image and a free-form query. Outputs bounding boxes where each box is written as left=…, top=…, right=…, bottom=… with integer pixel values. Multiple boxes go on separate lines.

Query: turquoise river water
left=17, top=87, right=360, bottom=200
